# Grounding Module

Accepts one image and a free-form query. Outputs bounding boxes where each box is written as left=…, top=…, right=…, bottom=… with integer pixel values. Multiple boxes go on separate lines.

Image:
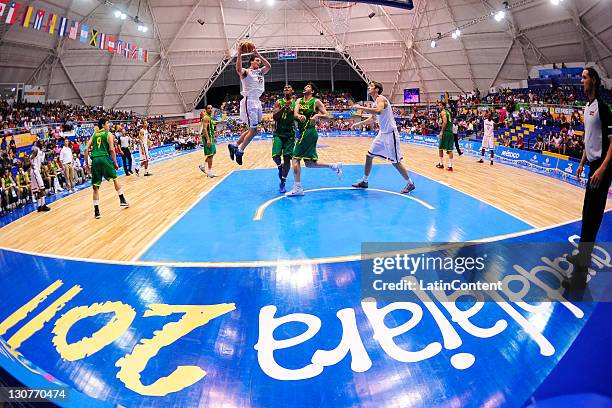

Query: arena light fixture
left=267, top=0, right=274, bottom=5
left=452, top=29, right=460, bottom=39
left=120, top=13, right=127, bottom=20
left=430, top=40, right=436, bottom=48
left=114, top=10, right=121, bottom=18
left=550, top=0, right=562, bottom=5
left=494, top=10, right=505, bottom=21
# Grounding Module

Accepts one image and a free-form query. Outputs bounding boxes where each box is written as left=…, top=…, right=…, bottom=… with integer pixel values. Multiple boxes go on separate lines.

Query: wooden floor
left=0, top=138, right=608, bottom=262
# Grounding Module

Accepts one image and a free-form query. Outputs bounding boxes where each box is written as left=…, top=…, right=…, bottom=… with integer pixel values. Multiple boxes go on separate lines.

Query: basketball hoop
left=320, top=0, right=355, bottom=35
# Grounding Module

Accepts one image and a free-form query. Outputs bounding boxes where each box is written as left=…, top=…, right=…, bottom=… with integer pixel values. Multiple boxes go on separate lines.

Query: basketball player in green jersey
left=272, top=84, right=296, bottom=193
left=286, top=82, right=342, bottom=197
left=84, top=118, right=129, bottom=219
left=436, top=101, right=455, bottom=171
left=199, top=105, right=218, bottom=178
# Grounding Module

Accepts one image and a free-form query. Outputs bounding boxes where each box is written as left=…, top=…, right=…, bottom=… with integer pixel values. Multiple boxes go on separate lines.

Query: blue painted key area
left=141, top=165, right=533, bottom=263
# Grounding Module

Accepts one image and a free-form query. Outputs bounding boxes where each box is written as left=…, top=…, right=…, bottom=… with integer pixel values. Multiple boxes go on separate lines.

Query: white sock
left=449, top=159, right=453, bottom=167
left=117, top=189, right=123, bottom=196
left=363, top=175, right=369, bottom=182
left=295, top=182, right=301, bottom=188
left=405, top=175, right=413, bottom=184
left=93, top=200, right=99, bottom=206
left=438, top=159, right=443, bottom=165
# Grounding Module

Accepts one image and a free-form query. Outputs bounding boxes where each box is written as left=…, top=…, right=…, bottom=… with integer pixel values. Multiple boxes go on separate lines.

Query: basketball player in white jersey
left=228, top=44, right=271, bottom=165
left=135, top=120, right=152, bottom=176
left=479, top=113, right=495, bottom=165
left=30, top=146, right=50, bottom=212
left=351, top=81, right=415, bottom=194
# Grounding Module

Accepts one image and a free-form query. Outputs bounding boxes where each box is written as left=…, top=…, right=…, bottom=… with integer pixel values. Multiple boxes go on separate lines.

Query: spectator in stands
left=0, top=137, right=6, bottom=153
left=551, top=133, right=562, bottom=152
left=72, top=139, right=80, bottom=156
left=533, top=137, right=545, bottom=152
left=9, top=135, right=16, bottom=154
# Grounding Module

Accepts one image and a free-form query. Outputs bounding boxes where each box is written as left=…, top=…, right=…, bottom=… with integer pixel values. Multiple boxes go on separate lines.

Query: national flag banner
left=46, top=13, right=56, bottom=34
left=115, top=39, right=123, bottom=55
left=5, top=2, right=20, bottom=25
left=89, top=29, right=98, bottom=47
left=20, top=4, right=32, bottom=27
left=137, top=47, right=146, bottom=62
left=58, top=16, right=68, bottom=37
left=142, top=48, right=147, bottom=63
left=98, top=32, right=106, bottom=49
left=33, top=8, right=44, bottom=30
left=79, top=24, right=89, bottom=43
left=68, top=20, right=78, bottom=40
left=131, top=43, right=138, bottom=60
left=123, top=42, right=130, bottom=58
left=0, top=1, right=8, bottom=19
left=107, top=36, right=115, bottom=53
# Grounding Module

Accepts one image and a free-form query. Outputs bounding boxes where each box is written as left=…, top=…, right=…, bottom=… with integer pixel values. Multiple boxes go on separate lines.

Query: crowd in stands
left=0, top=101, right=138, bottom=131
left=221, top=90, right=354, bottom=114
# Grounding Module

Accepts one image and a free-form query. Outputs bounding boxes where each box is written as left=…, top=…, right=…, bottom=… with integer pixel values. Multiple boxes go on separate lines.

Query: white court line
left=253, top=187, right=434, bottom=221
left=130, top=170, right=235, bottom=262
left=0, top=212, right=598, bottom=268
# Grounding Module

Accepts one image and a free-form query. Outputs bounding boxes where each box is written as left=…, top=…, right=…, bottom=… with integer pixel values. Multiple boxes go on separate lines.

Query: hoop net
left=320, top=0, right=355, bottom=35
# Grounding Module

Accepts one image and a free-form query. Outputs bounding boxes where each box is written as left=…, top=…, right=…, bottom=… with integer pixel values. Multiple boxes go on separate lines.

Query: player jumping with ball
left=228, top=41, right=271, bottom=165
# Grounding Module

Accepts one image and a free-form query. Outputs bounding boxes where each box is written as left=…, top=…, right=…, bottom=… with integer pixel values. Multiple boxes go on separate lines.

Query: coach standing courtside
left=117, top=125, right=133, bottom=176
left=60, top=138, right=76, bottom=193
left=564, top=67, right=612, bottom=290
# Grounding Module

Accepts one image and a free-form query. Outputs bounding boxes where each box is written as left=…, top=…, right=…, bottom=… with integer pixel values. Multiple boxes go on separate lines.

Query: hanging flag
left=137, top=47, right=145, bottom=62
left=98, top=32, right=106, bottom=50
left=89, top=29, right=98, bottom=47
left=123, top=42, right=130, bottom=58
left=68, top=20, right=78, bottom=39
left=131, top=43, right=138, bottom=60
left=143, top=49, right=147, bottom=63
left=116, top=39, right=123, bottom=55
left=20, top=4, right=32, bottom=27
left=0, top=1, right=8, bottom=19
left=107, top=36, right=115, bottom=53
left=46, top=13, right=57, bottom=34
left=58, top=16, right=68, bottom=37
left=33, top=8, right=44, bottom=30
left=5, top=2, right=20, bottom=25
left=79, top=24, right=89, bottom=43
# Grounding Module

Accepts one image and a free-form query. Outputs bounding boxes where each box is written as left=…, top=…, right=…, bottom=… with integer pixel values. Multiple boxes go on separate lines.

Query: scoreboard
left=278, top=50, right=298, bottom=60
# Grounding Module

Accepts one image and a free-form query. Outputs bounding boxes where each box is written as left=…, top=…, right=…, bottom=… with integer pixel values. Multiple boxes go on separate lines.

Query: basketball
left=240, top=40, right=256, bottom=53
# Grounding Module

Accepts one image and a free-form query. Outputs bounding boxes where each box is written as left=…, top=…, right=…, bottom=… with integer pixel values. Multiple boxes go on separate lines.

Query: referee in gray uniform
left=117, top=125, right=133, bottom=176
left=564, top=67, right=612, bottom=290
